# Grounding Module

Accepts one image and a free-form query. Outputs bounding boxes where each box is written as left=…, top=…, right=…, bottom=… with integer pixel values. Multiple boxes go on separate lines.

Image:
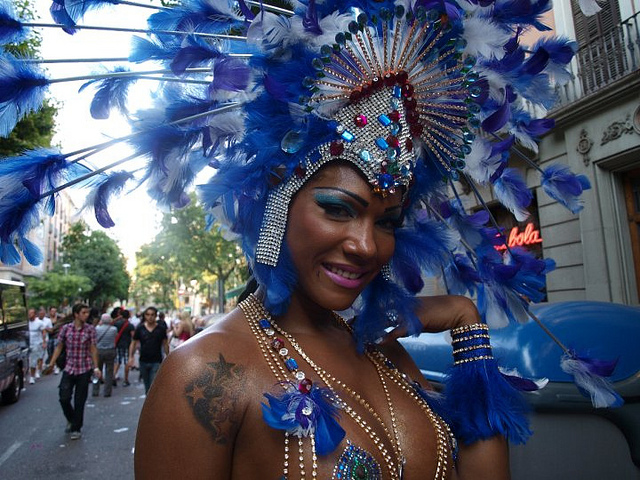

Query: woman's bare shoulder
left=135, top=308, right=259, bottom=479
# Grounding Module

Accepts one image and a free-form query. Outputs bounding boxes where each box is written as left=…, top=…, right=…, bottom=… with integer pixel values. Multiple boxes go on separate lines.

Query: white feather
left=463, top=138, right=502, bottom=184
left=579, top=0, right=603, bottom=17
left=561, top=356, right=620, bottom=408
left=310, top=12, right=353, bottom=48
left=483, top=287, right=510, bottom=329
left=462, top=17, right=510, bottom=60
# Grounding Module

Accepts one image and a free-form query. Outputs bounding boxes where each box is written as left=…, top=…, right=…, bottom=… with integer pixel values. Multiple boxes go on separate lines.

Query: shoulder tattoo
left=184, top=353, right=246, bottom=445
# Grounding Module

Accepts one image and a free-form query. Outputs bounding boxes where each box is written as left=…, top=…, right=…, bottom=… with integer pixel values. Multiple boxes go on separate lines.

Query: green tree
left=0, top=0, right=58, bottom=156
left=61, top=222, right=130, bottom=308
left=133, top=194, right=247, bottom=312
left=27, top=271, right=94, bottom=311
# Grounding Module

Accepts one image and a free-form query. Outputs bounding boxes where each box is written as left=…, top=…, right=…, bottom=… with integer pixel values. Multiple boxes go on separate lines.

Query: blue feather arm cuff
left=443, top=324, right=531, bottom=445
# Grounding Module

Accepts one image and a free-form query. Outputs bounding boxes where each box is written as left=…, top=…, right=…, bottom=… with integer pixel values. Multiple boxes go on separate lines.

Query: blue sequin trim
left=332, top=441, right=381, bottom=480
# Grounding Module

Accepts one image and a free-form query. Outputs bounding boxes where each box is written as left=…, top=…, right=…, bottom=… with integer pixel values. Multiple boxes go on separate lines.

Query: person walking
left=27, top=308, right=46, bottom=384
left=128, top=307, right=168, bottom=394
left=45, top=303, right=101, bottom=440
left=93, top=313, right=117, bottom=397
left=113, top=309, right=135, bottom=387
left=45, top=306, right=58, bottom=367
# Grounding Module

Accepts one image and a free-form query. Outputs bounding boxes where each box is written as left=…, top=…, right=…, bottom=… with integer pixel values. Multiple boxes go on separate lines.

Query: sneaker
left=123, top=380, right=131, bottom=387
left=35, top=371, right=41, bottom=379
left=29, top=377, right=35, bottom=384
left=54, top=366, right=60, bottom=375
left=70, top=431, right=82, bottom=440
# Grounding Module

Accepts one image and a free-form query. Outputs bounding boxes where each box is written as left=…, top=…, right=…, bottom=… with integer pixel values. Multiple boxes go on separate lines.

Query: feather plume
left=462, top=16, right=510, bottom=60
left=561, top=352, right=623, bottom=408
left=63, top=0, right=120, bottom=23
left=0, top=53, right=48, bottom=137
left=78, top=66, right=134, bottom=119
left=0, top=1, right=27, bottom=45
left=441, top=200, right=490, bottom=248
left=147, top=0, right=244, bottom=34
left=210, top=57, right=251, bottom=93
left=49, top=0, right=77, bottom=35
left=171, top=36, right=223, bottom=75
left=83, top=171, right=135, bottom=228
left=463, top=137, right=505, bottom=183
left=541, top=164, right=591, bottom=214
left=443, top=253, right=481, bottom=296
left=129, top=36, right=180, bottom=63
left=533, top=37, right=578, bottom=84
left=493, top=168, right=532, bottom=221
left=499, top=367, right=549, bottom=392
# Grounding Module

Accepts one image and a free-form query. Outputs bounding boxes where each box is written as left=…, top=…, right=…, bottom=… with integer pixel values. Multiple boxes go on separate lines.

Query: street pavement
left=0, top=369, right=147, bottom=479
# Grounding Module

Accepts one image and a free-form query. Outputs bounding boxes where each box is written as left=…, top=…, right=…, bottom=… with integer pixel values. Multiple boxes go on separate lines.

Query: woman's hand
left=381, top=295, right=481, bottom=344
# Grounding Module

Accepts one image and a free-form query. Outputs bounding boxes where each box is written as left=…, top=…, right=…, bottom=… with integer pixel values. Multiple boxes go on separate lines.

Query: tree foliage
left=27, top=271, right=94, bottom=310
left=132, top=193, right=248, bottom=311
left=61, top=222, right=130, bottom=307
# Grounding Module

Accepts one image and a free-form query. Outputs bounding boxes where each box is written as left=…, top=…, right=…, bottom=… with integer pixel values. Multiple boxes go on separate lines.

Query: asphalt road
left=0, top=369, right=147, bottom=480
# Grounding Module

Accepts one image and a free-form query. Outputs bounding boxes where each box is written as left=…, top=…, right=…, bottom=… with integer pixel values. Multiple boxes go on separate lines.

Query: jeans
left=93, top=348, right=116, bottom=397
left=139, top=361, right=161, bottom=394
left=59, top=370, right=91, bottom=433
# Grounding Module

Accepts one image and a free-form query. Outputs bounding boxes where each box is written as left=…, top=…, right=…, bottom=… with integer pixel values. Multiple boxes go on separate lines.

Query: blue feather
left=16, top=235, right=43, bottom=265
left=210, top=57, right=251, bottom=93
left=490, top=0, right=552, bottom=32
left=129, top=36, right=180, bottom=63
left=541, top=164, right=591, bottom=214
left=0, top=1, right=27, bottom=45
left=481, top=90, right=511, bottom=133
left=493, top=168, right=532, bottom=221
left=49, top=0, right=77, bottom=35
left=441, top=200, right=490, bottom=248
left=171, top=36, right=224, bottom=75
left=444, top=253, right=481, bottom=296
left=0, top=53, right=48, bottom=137
left=561, top=352, right=624, bottom=408
left=302, top=0, right=321, bottom=34
left=88, top=171, right=134, bottom=228
left=78, top=66, right=133, bottom=119
left=442, top=356, right=532, bottom=445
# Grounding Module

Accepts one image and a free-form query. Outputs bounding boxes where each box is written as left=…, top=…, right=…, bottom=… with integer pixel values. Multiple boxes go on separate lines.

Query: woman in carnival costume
left=0, top=0, right=619, bottom=478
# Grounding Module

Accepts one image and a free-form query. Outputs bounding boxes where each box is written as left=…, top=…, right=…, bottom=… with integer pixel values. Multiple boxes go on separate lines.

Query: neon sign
left=495, top=223, right=543, bottom=251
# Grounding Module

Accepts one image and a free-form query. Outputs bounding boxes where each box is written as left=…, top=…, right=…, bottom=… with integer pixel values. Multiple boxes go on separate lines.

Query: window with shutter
left=570, top=0, right=624, bottom=94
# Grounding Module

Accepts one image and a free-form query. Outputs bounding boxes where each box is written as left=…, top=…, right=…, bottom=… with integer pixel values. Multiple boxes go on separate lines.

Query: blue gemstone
left=393, top=86, right=402, bottom=98
left=463, top=130, right=475, bottom=144
left=386, top=147, right=397, bottom=160
left=375, top=137, right=389, bottom=150
left=285, top=358, right=298, bottom=371
left=378, top=114, right=391, bottom=126
left=390, top=123, right=401, bottom=135
left=341, top=130, right=355, bottom=142
left=258, top=319, right=271, bottom=329
left=390, top=97, right=401, bottom=109
left=280, top=130, right=305, bottom=154
left=359, top=150, right=372, bottom=162
left=379, top=173, right=394, bottom=189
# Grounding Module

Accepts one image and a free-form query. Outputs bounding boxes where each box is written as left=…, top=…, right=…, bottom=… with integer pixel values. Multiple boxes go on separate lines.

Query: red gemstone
left=407, top=111, right=420, bottom=124
left=404, top=98, right=417, bottom=110
left=386, top=135, right=400, bottom=148
left=384, top=73, right=396, bottom=86
left=410, top=123, right=423, bottom=135
left=349, top=90, right=362, bottom=103
left=388, top=110, right=401, bottom=123
left=396, top=71, right=409, bottom=85
left=402, top=84, right=415, bottom=98
left=354, top=114, right=368, bottom=128
left=270, top=337, right=285, bottom=351
left=405, top=138, right=413, bottom=152
left=329, top=141, right=344, bottom=156
left=298, top=378, right=313, bottom=394
left=294, top=165, right=306, bottom=178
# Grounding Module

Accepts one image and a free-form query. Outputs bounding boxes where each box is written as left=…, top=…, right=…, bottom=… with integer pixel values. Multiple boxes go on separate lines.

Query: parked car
left=401, top=301, right=640, bottom=480
left=0, top=279, right=29, bottom=405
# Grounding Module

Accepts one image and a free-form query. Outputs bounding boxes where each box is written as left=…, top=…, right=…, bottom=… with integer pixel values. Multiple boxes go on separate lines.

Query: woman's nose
left=343, top=222, right=376, bottom=259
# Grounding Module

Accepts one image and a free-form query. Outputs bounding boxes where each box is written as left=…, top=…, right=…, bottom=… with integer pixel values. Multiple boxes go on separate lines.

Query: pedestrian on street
left=45, top=306, right=58, bottom=366
left=113, top=309, right=135, bottom=387
left=27, top=308, right=46, bottom=384
left=93, top=313, right=117, bottom=397
left=128, top=307, right=168, bottom=394
left=45, top=303, right=102, bottom=440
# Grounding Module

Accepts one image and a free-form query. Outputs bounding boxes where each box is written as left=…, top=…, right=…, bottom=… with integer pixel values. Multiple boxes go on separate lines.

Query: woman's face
left=286, top=163, right=403, bottom=311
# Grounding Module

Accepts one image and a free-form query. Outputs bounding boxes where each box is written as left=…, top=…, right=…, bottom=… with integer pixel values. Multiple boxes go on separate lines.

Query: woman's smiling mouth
left=322, top=263, right=368, bottom=288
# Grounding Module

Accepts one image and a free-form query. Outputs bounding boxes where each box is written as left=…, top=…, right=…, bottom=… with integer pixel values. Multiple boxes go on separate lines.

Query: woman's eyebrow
left=313, top=187, right=369, bottom=207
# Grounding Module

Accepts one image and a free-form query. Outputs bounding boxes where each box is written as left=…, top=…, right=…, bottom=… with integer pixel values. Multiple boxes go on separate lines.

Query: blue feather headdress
left=0, top=0, right=620, bottom=412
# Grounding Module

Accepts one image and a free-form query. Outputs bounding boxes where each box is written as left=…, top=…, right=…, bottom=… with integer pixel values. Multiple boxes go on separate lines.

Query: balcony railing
left=523, top=11, right=640, bottom=115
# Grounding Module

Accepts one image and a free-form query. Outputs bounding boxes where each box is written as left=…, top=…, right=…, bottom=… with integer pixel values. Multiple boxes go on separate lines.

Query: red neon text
left=495, top=223, right=543, bottom=251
